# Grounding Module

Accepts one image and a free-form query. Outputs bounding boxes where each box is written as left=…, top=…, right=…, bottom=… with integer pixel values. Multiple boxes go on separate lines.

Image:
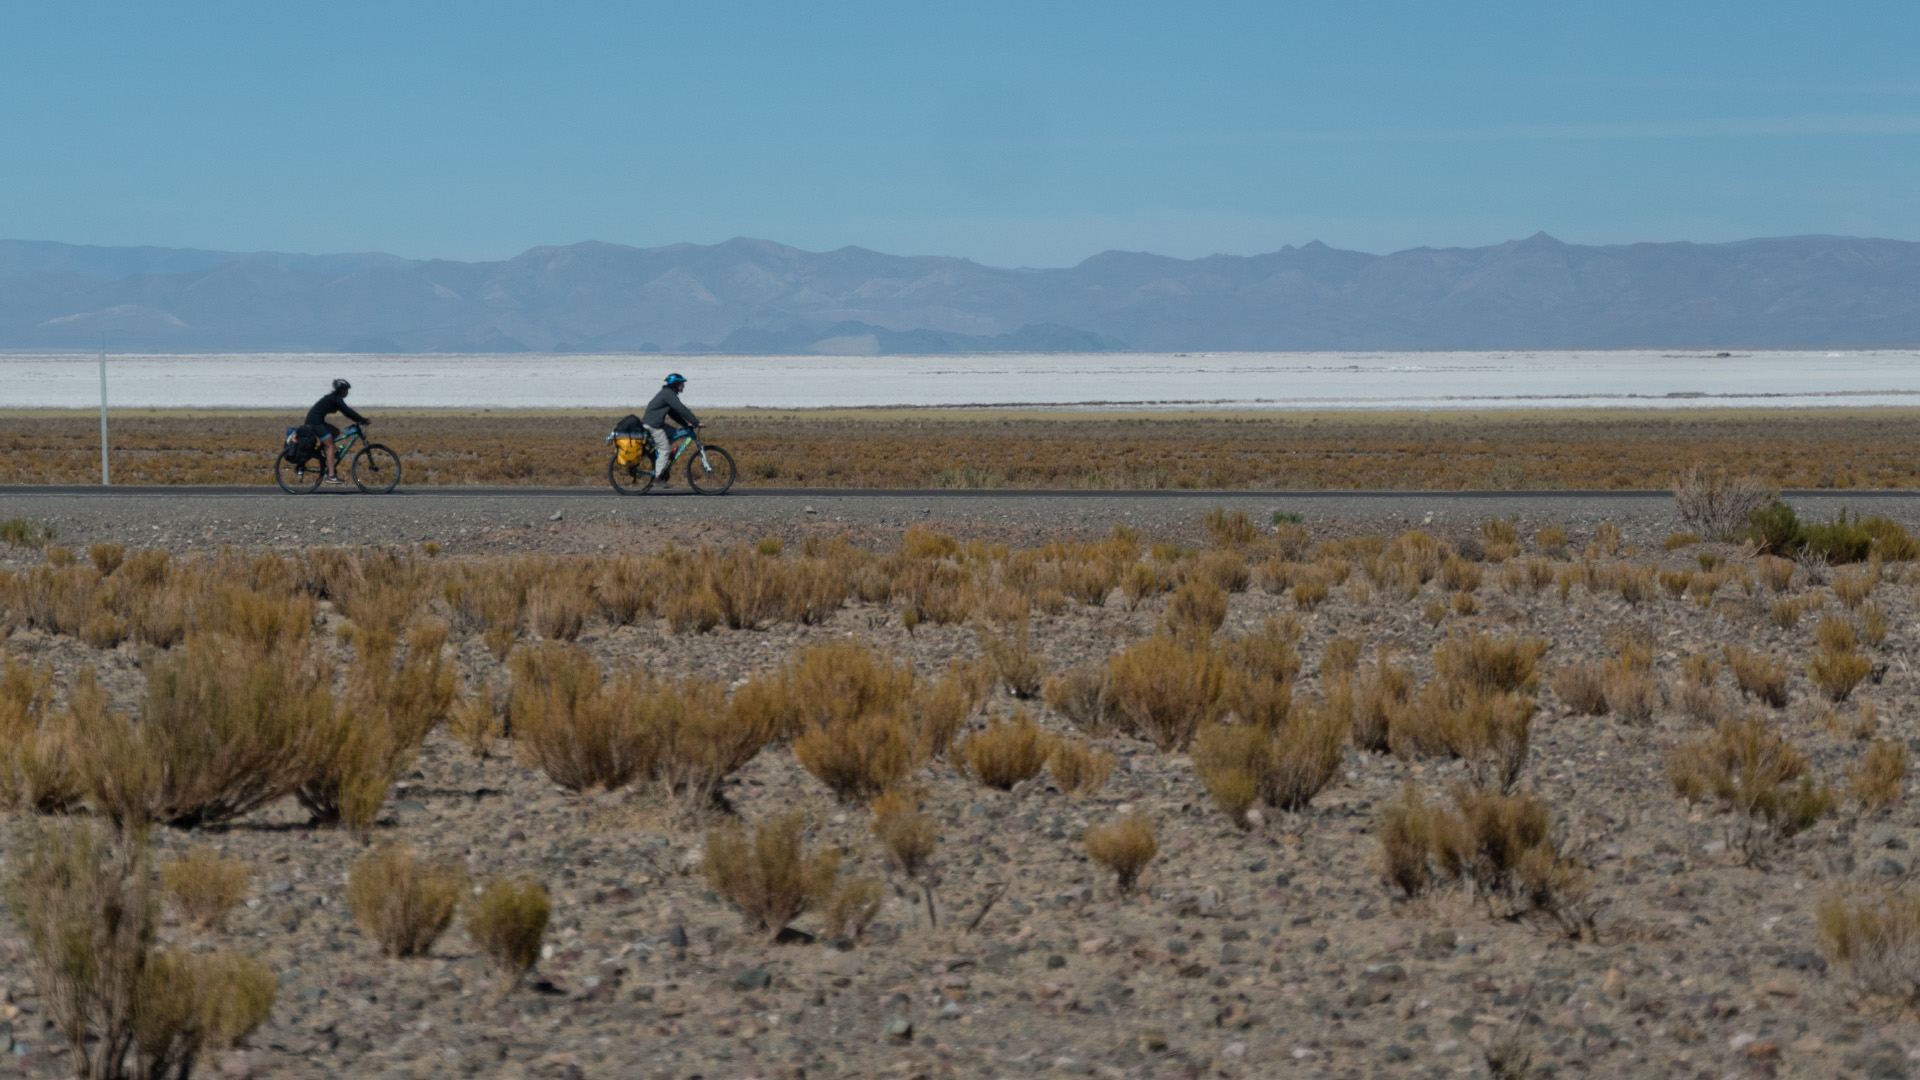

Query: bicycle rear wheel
left=686, top=445, right=736, bottom=495
left=274, top=453, right=324, bottom=494
left=608, top=452, right=656, bottom=495
left=352, top=444, right=402, bottom=493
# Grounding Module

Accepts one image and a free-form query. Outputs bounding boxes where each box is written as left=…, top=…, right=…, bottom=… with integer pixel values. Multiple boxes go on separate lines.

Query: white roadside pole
left=98, top=346, right=109, bottom=485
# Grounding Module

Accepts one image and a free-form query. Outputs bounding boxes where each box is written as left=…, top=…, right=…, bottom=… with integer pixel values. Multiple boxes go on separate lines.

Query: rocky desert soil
left=2, top=493, right=1918, bottom=1080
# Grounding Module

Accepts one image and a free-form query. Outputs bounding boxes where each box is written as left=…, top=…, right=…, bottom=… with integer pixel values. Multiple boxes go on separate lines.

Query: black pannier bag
left=285, top=425, right=320, bottom=463
left=613, top=413, right=645, bottom=434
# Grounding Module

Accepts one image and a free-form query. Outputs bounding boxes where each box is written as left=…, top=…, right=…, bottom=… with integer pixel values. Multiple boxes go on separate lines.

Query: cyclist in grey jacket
left=641, top=373, right=700, bottom=481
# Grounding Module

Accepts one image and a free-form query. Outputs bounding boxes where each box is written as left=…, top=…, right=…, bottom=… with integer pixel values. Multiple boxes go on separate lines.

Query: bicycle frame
left=665, top=430, right=714, bottom=473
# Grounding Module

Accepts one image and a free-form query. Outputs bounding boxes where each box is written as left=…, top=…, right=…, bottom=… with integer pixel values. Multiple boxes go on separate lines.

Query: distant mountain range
left=3, top=233, right=1919, bottom=353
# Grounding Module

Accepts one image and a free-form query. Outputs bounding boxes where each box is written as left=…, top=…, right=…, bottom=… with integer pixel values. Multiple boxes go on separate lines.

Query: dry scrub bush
left=1612, top=566, right=1654, bottom=605
left=1602, top=661, right=1657, bottom=724
left=1673, top=465, right=1774, bottom=539
left=75, top=634, right=335, bottom=829
left=527, top=577, right=590, bottom=640
left=1192, top=701, right=1349, bottom=825
left=1047, top=738, right=1114, bottom=798
left=1353, top=652, right=1413, bottom=753
left=0, top=655, right=82, bottom=812
left=595, top=555, right=656, bottom=625
left=1204, top=507, right=1259, bottom=545
left=794, top=710, right=917, bottom=803
left=1085, top=813, right=1157, bottom=893
left=1658, top=568, right=1693, bottom=599
left=1189, top=549, right=1250, bottom=594
left=511, top=642, right=774, bottom=808
left=871, top=789, right=938, bottom=878
left=1668, top=716, right=1834, bottom=861
left=1551, top=664, right=1608, bottom=715
left=1292, top=572, right=1330, bottom=611
left=1391, top=632, right=1545, bottom=789
left=1809, top=643, right=1871, bottom=703
left=955, top=710, right=1054, bottom=790
left=1043, top=665, right=1116, bottom=736
left=1853, top=739, right=1908, bottom=812
left=88, top=543, right=125, bottom=576
left=160, top=847, right=249, bottom=931
left=347, top=845, right=466, bottom=958
left=465, top=875, right=551, bottom=993
left=977, top=618, right=1044, bottom=698
left=1817, top=892, right=1920, bottom=1001
left=1436, top=629, right=1548, bottom=693
left=5, top=819, right=153, bottom=1080
left=1676, top=654, right=1723, bottom=725
left=1596, top=520, right=1622, bottom=556
left=1378, top=784, right=1592, bottom=931
left=133, top=947, right=276, bottom=1080
left=1535, top=524, right=1568, bottom=555
left=821, top=878, right=885, bottom=942
left=1859, top=601, right=1890, bottom=647
left=1164, top=578, right=1228, bottom=641
left=1757, top=555, right=1795, bottom=592
left=1834, top=568, right=1876, bottom=610
left=301, top=621, right=456, bottom=834
left=1321, top=633, right=1363, bottom=680
left=1771, top=596, right=1805, bottom=629
left=703, top=812, right=842, bottom=940
left=1724, top=646, right=1790, bottom=708
left=510, top=643, right=646, bottom=792
left=447, top=683, right=503, bottom=760
left=1106, top=635, right=1229, bottom=751
left=1440, top=556, right=1482, bottom=593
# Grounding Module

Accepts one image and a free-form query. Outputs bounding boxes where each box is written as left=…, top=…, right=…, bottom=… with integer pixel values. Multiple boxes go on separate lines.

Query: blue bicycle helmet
left=664, top=373, right=686, bottom=388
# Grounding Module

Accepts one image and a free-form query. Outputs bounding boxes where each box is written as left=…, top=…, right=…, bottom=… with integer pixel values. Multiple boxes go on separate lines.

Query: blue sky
left=3, top=1, right=1918, bottom=266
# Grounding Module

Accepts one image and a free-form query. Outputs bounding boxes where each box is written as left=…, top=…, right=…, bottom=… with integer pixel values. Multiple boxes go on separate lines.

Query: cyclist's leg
left=322, top=423, right=341, bottom=477
left=642, top=425, right=670, bottom=476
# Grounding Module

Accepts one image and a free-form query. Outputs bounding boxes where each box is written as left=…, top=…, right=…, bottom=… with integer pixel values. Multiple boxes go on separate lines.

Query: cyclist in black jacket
left=640, top=373, right=700, bottom=482
left=305, top=379, right=369, bottom=485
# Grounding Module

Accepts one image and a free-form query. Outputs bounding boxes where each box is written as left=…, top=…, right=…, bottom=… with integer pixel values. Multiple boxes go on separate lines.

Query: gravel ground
left=5, top=487, right=1920, bottom=555
left=4, top=492, right=1920, bottom=1080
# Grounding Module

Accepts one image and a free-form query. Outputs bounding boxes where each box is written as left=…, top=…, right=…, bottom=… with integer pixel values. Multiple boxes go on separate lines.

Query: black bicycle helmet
left=664, top=373, right=686, bottom=388
left=332, top=378, right=352, bottom=394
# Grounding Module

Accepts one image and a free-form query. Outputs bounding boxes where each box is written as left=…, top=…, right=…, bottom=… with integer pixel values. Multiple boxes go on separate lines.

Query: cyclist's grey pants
left=643, top=425, right=670, bottom=475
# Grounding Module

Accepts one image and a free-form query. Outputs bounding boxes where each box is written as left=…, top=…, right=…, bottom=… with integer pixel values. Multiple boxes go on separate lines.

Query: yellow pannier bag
left=615, top=436, right=647, bottom=466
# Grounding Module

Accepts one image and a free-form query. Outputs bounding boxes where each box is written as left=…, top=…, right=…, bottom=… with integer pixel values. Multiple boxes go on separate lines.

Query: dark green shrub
left=1741, top=501, right=1804, bottom=556
left=1802, top=509, right=1874, bottom=564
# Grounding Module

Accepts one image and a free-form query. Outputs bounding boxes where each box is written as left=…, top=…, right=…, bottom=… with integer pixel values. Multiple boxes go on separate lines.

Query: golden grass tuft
left=1724, top=646, right=1789, bottom=708
left=346, top=845, right=466, bottom=958
left=1352, top=651, right=1413, bottom=753
left=1817, top=891, right=1920, bottom=1000
left=870, top=789, right=939, bottom=878
left=1667, top=715, right=1834, bottom=861
left=464, top=875, right=551, bottom=993
left=1085, top=813, right=1157, bottom=893
left=1043, top=665, right=1116, bottom=736
left=1550, top=663, right=1608, bottom=715
left=1105, top=635, right=1229, bottom=751
left=1046, top=737, right=1115, bottom=798
left=1192, top=700, right=1349, bottom=825
left=703, top=812, right=841, bottom=940
left=160, top=847, right=250, bottom=932
left=1378, top=783, right=1592, bottom=931
left=977, top=617, right=1046, bottom=698
left=1433, top=629, right=1549, bottom=696
left=134, top=947, right=276, bottom=1080
left=1852, top=738, right=1908, bottom=812
left=955, top=710, right=1055, bottom=791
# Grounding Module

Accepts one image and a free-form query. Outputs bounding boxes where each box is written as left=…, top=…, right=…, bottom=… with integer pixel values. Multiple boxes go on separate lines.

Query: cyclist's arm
left=340, top=402, right=369, bottom=425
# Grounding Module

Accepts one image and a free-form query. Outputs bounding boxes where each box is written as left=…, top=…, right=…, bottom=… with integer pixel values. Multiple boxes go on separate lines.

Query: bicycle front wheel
left=352, top=445, right=402, bottom=493
left=274, top=453, right=324, bottom=494
left=608, top=452, right=655, bottom=495
left=685, top=445, right=736, bottom=495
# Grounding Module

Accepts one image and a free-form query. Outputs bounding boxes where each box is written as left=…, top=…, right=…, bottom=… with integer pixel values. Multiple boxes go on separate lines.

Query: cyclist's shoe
left=323, top=475, right=346, bottom=486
